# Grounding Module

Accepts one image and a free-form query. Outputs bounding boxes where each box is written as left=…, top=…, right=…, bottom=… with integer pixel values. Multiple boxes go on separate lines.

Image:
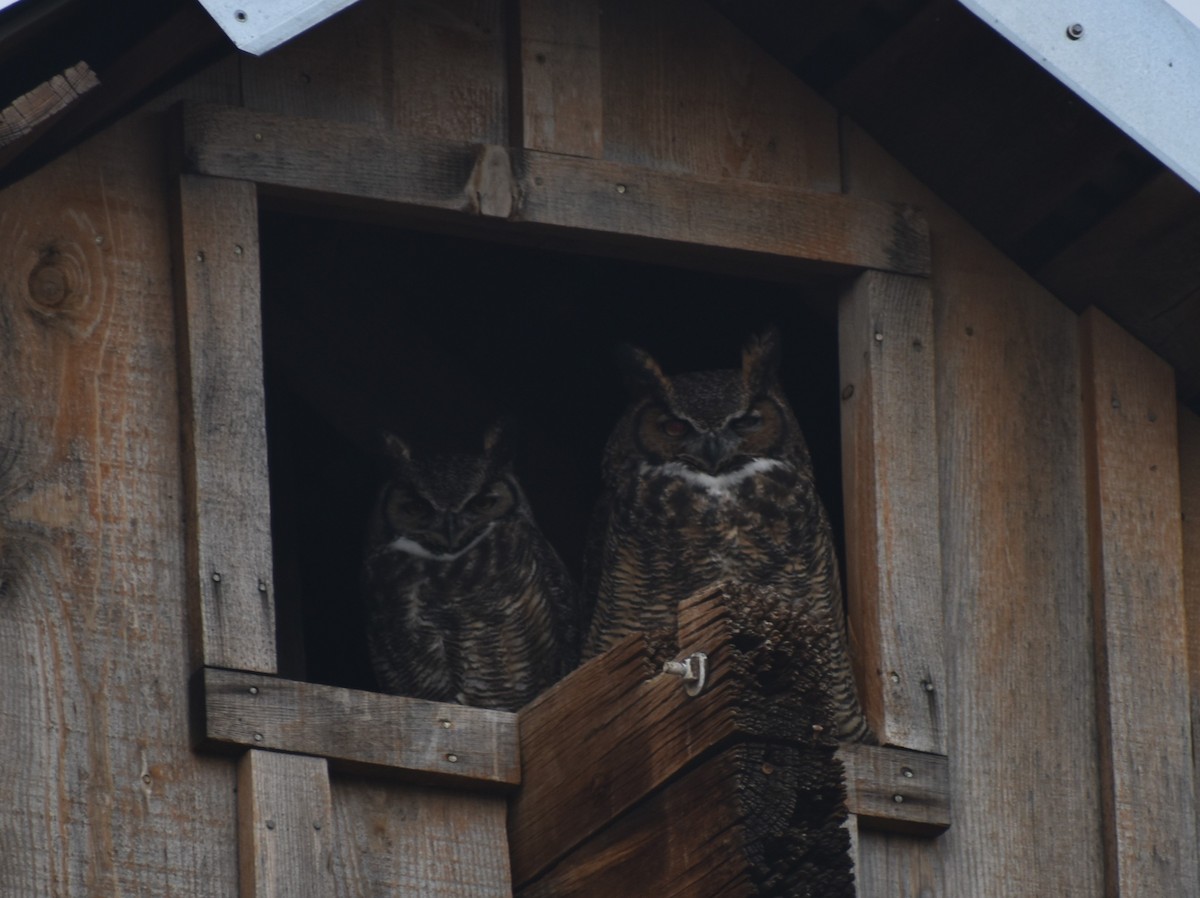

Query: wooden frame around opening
left=170, top=99, right=948, bottom=896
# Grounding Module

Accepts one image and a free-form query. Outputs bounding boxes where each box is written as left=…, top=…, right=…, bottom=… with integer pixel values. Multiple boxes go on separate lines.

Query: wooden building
left=1, top=0, right=1198, bottom=895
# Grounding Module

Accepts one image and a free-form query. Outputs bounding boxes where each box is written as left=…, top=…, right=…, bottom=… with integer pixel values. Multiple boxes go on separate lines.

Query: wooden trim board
left=195, top=667, right=521, bottom=790
left=177, top=102, right=930, bottom=278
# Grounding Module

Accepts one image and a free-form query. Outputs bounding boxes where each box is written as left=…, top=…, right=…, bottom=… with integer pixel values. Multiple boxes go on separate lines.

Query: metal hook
left=662, top=651, right=708, bottom=697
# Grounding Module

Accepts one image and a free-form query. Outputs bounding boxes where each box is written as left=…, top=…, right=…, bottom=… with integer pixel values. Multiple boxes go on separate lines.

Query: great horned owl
left=583, top=328, right=872, bottom=743
left=362, top=423, right=577, bottom=711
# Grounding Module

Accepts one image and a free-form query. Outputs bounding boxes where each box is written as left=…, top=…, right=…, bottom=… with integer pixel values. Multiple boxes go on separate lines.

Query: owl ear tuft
left=482, top=418, right=517, bottom=466
left=742, top=326, right=782, bottom=393
left=616, top=343, right=673, bottom=401
left=382, top=432, right=413, bottom=463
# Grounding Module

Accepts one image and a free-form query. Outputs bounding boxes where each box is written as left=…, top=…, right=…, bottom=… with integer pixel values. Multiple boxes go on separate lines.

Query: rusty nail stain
left=761, top=763, right=775, bottom=775
left=841, top=384, right=855, bottom=401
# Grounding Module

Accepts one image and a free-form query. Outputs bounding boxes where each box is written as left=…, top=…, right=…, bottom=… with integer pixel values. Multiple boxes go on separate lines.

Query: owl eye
left=467, top=482, right=514, bottom=517
left=660, top=418, right=691, bottom=438
left=732, top=411, right=764, bottom=433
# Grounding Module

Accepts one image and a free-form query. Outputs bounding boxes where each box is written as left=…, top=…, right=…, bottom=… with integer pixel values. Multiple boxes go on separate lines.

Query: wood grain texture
left=841, top=744, right=948, bottom=836
left=599, top=0, right=840, bottom=190
left=331, top=774, right=513, bottom=898
left=511, top=0, right=602, bottom=156
left=854, top=827, right=944, bottom=898
left=511, top=587, right=947, bottom=887
left=196, top=668, right=520, bottom=788
left=241, top=0, right=509, bottom=143
left=1183, top=406, right=1200, bottom=810
left=179, top=102, right=929, bottom=277
left=1080, top=308, right=1200, bottom=896
left=839, top=270, right=944, bottom=753
left=238, top=750, right=334, bottom=898
left=844, top=119, right=1105, bottom=897
left=170, top=172, right=276, bottom=674
left=518, top=744, right=853, bottom=898
left=0, top=114, right=238, bottom=897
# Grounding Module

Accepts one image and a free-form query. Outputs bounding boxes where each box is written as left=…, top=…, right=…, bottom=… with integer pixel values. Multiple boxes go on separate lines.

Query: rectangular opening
left=257, top=208, right=847, bottom=692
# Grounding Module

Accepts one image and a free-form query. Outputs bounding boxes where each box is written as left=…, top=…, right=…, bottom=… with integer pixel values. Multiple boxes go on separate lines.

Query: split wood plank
left=238, top=750, right=335, bottom=898
left=509, top=587, right=948, bottom=888
left=178, top=102, right=930, bottom=277
left=517, top=744, right=853, bottom=898
left=511, top=0, right=602, bottom=156
left=844, top=118, right=1106, bottom=897
left=1080, top=307, right=1200, bottom=896
left=0, top=112, right=239, bottom=897
left=599, top=0, right=841, bottom=190
left=1183, top=406, right=1200, bottom=806
left=170, top=173, right=277, bottom=673
left=331, top=776, right=514, bottom=898
left=838, top=270, right=944, bottom=753
left=196, top=667, right=520, bottom=789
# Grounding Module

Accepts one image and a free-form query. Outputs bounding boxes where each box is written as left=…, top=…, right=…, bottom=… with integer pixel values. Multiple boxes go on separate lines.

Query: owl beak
left=698, top=434, right=729, bottom=473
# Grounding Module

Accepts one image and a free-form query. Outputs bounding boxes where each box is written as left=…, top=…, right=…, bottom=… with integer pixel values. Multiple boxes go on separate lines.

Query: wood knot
left=24, top=243, right=99, bottom=335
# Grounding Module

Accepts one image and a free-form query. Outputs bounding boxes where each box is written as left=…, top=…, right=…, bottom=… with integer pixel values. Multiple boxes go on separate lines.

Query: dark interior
left=259, top=209, right=847, bottom=691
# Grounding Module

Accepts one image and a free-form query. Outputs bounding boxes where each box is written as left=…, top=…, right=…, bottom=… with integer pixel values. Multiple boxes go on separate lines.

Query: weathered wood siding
left=1, top=0, right=1195, bottom=895
left=0, top=116, right=238, bottom=896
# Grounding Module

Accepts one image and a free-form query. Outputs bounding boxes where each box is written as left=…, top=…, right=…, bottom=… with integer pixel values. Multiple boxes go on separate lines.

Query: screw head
left=1067, top=23, right=1084, bottom=39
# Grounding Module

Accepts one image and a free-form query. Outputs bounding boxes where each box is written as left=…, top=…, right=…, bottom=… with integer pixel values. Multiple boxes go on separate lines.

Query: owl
left=362, top=423, right=577, bottom=712
left=582, top=328, right=872, bottom=743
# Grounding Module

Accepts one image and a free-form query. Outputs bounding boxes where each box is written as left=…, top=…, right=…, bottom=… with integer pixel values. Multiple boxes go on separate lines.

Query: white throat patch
left=648, top=458, right=785, bottom=497
left=384, top=523, right=495, bottom=561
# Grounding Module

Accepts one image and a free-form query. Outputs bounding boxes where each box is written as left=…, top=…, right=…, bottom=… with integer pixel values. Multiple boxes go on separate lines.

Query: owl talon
left=661, top=651, right=708, bottom=697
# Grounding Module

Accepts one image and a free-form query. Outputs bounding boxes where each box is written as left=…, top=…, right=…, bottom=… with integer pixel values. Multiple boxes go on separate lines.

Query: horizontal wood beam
left=194, top=667, right=521, bottom=790
left=510, top=587, right=948, bottom=887
left=178, top=102, right=930, bottom=278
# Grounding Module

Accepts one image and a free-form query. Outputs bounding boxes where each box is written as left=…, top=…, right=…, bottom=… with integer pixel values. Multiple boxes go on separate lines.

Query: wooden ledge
left=175, top=102, right=930, bottom=279
left=509, top=587, right=949, bottom=890
left=192, top=667, right=520, bottom=790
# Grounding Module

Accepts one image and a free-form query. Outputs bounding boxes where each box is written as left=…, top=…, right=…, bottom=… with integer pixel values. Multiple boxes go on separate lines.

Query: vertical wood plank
left=599, top=0, right=840, bottom=189
left=0, top=112, right=238, bottom=898
left=1182, top=406, right=1200, bottom=821
left=843, top=119, right=1105, bottom=896
left=1081, top=308, right=1200, bottom=896
left=839, top=270, right=944, bottom=752
left=239, top=751, right=335, bottom=898
left=171, top=173, right=276, bottom=673
left=854, top=827, right=944, bottom=898
left=330, top=775, right=513, bottom=898
left=510, top=0, right=602, bottom=156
